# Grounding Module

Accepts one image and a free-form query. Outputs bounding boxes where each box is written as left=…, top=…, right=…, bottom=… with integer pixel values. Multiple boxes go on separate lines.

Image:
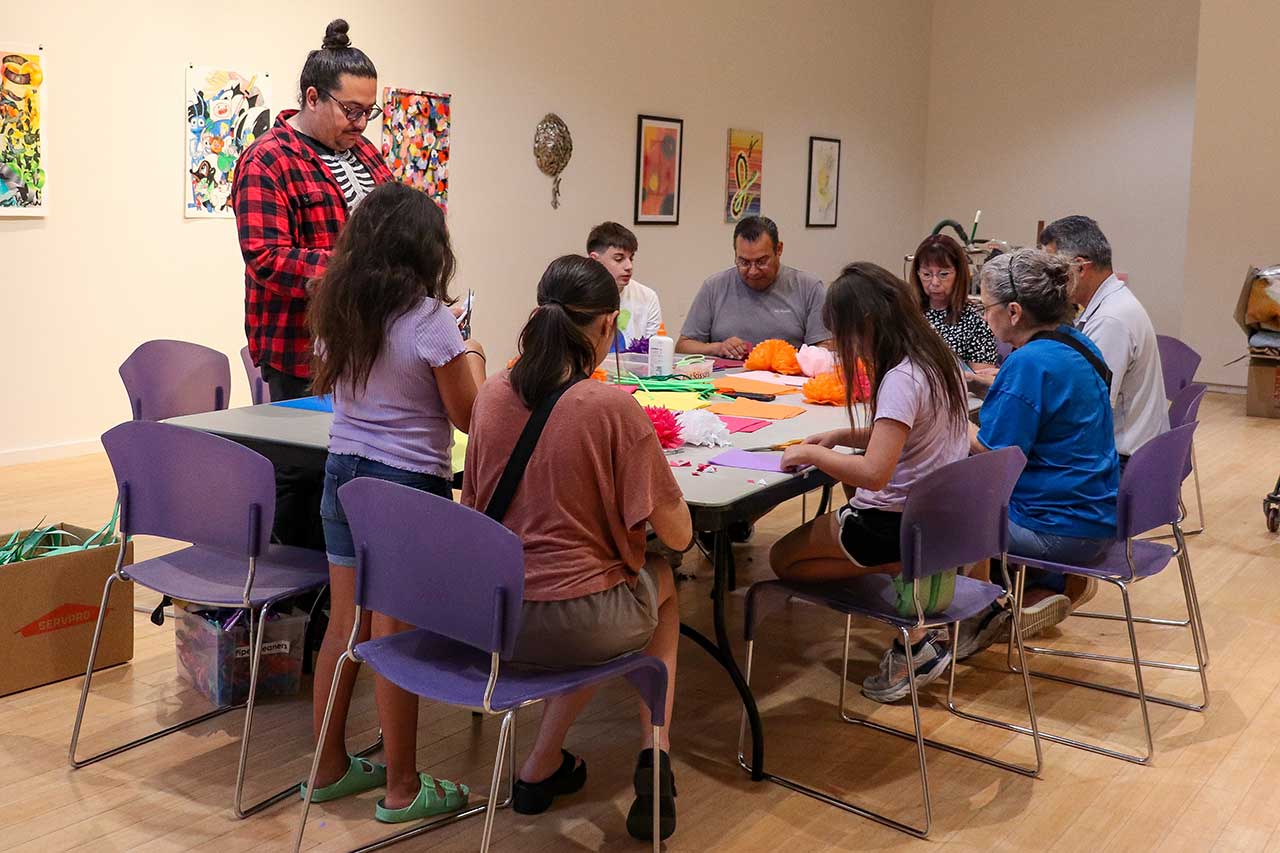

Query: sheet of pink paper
left=732, top=370, right=808, bottom=387
left=717, top=415, right=771, bottom=434
left=712, top=358, right=744, bottom=370
left=708, top=448, right=795, bottom=473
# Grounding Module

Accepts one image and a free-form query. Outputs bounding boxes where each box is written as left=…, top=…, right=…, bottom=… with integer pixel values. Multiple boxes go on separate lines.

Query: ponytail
left=510, top=255, right=619, bottom=408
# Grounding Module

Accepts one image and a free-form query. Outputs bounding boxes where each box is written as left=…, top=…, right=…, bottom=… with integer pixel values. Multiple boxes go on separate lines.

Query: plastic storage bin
left=175, top=605, right=307, bottom=706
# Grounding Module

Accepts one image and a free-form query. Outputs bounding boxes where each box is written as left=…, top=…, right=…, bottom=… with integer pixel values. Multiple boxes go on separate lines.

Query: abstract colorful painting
left=0, top=47, right=46, bottom=217
left=382, top=87, right=450, bottom=211
left=806, top=136, right=840, bottom=227
left=634, top=115, right=682, bottom=225
left=724, top=128, right=762, bottom=222
left=185, top=66, right=270, bottom=219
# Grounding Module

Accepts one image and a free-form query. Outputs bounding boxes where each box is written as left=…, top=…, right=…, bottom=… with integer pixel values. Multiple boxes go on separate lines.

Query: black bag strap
left=483, top=379, right=582, bottom=523
left=1030, top=329, right=1113, bottom=389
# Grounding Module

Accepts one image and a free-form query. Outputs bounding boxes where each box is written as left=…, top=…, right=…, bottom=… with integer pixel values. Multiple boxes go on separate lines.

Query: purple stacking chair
left=295, top=477, right=669, bottom=853
left=240, top=345, right=271, bottom=405
left=119, top=339, right=232, bottom=421
left=1157, top=334, right=1206, bottom=534
left=72, top=421, right=330, bottom=818
left=740, top=448, right=1041, bottom=838
left=1007, top=423, right=1208, bottom=766
left=1079, top=385, right=1211, bottom=664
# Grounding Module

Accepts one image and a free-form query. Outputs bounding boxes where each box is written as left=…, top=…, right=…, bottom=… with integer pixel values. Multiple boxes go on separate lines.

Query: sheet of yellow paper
left=452, top=429, right=468, bottom=475
left=706, top=399, right=805, bottom=420
left=712, top=376, right=800, bottom=395
left=633, top=391, right=711, bottom=411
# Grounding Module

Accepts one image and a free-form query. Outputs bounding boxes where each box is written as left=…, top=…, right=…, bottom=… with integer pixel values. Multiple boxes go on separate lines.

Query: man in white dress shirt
left=586, top=221, right=663, bottom=347
left=1039, top=215, right=1169, bottom=468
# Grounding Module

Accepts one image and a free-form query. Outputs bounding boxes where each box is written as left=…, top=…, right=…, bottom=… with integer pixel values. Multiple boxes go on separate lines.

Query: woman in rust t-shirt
left=462, top=255, right=690, bottom=843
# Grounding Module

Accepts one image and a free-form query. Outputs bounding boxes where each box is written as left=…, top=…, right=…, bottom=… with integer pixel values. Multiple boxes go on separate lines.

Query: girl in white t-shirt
left=770, top=262, right=970, bottom=702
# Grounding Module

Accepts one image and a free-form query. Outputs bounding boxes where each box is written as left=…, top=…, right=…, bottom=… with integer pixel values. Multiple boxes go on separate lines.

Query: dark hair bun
left=322, top=19, right=352, bottom=50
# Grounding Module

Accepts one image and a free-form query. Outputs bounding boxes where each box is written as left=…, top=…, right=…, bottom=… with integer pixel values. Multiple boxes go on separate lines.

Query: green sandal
left=375, top=773, right=470, bottom=823
left=300, top=755, right=388, bottom=803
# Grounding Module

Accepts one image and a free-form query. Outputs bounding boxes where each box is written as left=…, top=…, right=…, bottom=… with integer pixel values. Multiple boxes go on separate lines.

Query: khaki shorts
left=510, top=567, right=661, bottom=669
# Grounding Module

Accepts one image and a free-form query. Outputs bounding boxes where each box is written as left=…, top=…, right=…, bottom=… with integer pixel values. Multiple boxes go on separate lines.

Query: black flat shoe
left=511, top=749, right=586, bottom=815
left=626, top=748, right=677, bottom=841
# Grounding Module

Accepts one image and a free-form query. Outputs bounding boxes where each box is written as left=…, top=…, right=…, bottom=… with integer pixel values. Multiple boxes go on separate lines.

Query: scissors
left=744, top=439, right=802, bottom=453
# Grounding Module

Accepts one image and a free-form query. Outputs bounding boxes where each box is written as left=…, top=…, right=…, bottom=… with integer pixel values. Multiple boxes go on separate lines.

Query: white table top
left=166, top=385, right=980, bottom=511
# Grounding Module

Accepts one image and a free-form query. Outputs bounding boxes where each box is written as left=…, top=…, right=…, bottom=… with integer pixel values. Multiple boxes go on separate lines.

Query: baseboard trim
left=1206, top=382, right=1245, bottom=396
left=0, top=439, right=101, bottom=468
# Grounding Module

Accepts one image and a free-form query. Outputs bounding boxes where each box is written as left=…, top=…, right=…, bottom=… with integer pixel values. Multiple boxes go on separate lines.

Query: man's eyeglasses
left=320, top=90, right=383, bottom=122
left=736, top=257, right=774, bottom=271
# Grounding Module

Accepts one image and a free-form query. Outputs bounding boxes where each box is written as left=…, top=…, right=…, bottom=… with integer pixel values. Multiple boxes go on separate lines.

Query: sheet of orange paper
left=711, top=376, right=799, bottom=396
left=706, top=399, right=805, bottom=420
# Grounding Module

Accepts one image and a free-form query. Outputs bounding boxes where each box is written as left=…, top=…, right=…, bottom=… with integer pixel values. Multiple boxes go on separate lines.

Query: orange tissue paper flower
left=644, top=406, right=684, bottom=449
left=803, top=362, right=872, bottom=405
left=744, top=339, right=802, bottom=375
left=802, top=372, right=846, bottom=405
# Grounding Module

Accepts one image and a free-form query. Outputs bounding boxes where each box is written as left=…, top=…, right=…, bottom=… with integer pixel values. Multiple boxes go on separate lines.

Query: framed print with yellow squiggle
left=806, top=136, right=840, bottom=228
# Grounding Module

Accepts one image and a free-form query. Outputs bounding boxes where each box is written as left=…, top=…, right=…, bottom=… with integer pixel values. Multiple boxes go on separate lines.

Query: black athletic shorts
left=836, top=504, right=902, bottom=568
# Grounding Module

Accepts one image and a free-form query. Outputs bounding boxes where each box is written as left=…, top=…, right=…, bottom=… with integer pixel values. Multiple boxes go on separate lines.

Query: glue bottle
left=648, top=323, right=675, bottom=376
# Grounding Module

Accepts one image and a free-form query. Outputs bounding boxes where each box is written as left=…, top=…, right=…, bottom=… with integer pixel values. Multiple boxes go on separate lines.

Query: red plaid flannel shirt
left=233, top=110, right=393, bottom=378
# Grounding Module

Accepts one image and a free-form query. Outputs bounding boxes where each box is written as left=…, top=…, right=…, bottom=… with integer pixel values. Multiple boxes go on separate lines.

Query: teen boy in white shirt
left=587, top=221, right=663, bottom=347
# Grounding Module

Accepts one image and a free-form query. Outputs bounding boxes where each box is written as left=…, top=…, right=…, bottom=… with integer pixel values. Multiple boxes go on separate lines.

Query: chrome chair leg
left=236, top=601, right=302, bottom=818
left=294, top=648, right=353, bottom=852
left=651, top=723, right=662, bottom=853
left=70, top=574, right=242, bottom=769
left=479, top=711, right=514, bottom=853
left=1011, top=579, right=1156, bottom=764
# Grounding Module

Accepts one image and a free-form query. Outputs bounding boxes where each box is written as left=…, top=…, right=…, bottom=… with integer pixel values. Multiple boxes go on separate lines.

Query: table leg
left=678, top=529, right=764, bottom=780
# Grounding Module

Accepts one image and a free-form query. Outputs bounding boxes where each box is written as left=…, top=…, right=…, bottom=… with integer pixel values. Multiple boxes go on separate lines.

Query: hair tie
left=541, top=298, right=564, bottom=308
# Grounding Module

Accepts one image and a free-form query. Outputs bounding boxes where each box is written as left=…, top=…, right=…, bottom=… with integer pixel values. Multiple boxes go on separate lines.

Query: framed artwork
left=634, top=114, right=682, bottom=225
left=185, top=66, right=271, bottom=218
left=0, top=46, right=46, bottom=217
left=724, top=128, right=762, bottom=222
left=382, top=87, right=451, bottom=212
left=806, top=136, right=840, bottom=228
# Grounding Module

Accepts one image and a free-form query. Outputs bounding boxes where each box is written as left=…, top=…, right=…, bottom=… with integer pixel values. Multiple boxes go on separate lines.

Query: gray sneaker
left=955, top=604, right=1012, bottom=661
left=861, top=632, right=952, bottom=704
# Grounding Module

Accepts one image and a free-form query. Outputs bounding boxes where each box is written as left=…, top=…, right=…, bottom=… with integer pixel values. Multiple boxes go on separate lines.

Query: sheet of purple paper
left=711, top=357, right=745, bottom=370
left=708, top=448, right=803, bottom=473
left=717, top=415, right=771, bottom=433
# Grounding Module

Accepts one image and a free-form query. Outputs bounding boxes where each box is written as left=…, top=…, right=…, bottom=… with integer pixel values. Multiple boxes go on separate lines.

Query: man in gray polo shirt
left=1040, top=215, right=1169, bottom=467
left=677, top=216, right=830, bottom=357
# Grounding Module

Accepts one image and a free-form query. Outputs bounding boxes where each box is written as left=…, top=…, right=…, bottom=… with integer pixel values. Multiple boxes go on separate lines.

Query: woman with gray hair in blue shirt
left=960, top=249, right=1119, bottom=653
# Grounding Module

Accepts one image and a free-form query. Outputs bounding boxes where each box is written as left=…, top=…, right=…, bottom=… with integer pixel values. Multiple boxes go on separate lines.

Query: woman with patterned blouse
left=908, top=235, right=1000, bottom=367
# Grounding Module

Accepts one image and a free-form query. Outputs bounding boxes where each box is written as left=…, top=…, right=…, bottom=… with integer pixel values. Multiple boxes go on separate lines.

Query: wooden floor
left=2, top=392, right=1279, bottom=851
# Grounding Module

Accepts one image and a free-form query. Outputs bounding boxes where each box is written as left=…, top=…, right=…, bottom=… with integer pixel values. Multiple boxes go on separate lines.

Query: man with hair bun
left=233, top=18, right=392, bottom=546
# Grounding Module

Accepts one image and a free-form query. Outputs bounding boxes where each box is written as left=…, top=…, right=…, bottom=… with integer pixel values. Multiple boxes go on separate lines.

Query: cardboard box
left=0, top=523, right=134, bottom=696
left=175, top=605, right=306, bottom=706
left=1247, top=357, right=1280, bottom=418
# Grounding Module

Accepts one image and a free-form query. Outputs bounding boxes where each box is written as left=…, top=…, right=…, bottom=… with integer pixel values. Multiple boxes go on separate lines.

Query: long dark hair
left=510, top=255, right=619, bottom=408
left=909, top=234, right=971, bottom=324
left=299, top=19, right=377, bottom=103
left=823, top=262, right=969, bottom=434
left=309, top=183, right=456, bottom=395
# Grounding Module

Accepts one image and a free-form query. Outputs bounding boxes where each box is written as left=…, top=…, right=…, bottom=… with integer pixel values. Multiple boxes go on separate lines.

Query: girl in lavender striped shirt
left=306, top=183, right=486, bottom=821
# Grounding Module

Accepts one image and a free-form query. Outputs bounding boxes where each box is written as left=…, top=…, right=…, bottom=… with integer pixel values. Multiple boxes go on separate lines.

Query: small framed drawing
left=806, top=136, right=840, bottom=228
left=634, top=114, right=683, bottom=225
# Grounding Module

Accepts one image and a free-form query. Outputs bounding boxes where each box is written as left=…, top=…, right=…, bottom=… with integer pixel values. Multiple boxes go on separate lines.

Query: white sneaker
left=861, top=632, right=952, bottom=704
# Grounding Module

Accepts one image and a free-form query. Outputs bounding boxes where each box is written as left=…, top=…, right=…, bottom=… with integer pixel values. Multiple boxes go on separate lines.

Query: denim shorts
left=320, top=453, right=453, bottom=567
left=1007, top=519, right=1111, bottom=594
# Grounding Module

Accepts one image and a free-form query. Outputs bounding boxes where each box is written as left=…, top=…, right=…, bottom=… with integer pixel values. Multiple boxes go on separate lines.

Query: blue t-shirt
left=977, top=326, right=1119, bottom=539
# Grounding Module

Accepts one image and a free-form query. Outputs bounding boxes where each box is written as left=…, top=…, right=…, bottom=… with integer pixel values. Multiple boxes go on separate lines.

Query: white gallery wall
left=921, top=0, right=1201, bottom=338
left=6, top=0, right=1279, bottom=463
left=1, top=0, right=932, bottom=462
